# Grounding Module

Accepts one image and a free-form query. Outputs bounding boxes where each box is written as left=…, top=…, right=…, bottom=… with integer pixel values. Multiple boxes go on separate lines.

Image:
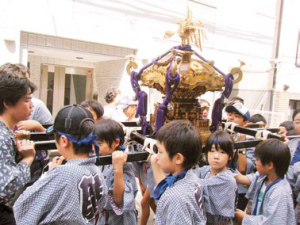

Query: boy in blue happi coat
left=14, top=105, right=107, bottom=225
left=151, top=120, right=206, bottom=225
left=235, top=138, right=295, bottom=225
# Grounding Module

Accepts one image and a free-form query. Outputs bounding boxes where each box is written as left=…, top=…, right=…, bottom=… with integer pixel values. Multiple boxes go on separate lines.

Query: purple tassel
left=155, top=100, right=168, bottom=131
left=130, top=71, right=153, bottom=135
left=140, top=115, right=153, bottom=135
left=136, top=91, right=147, bottom=117
left=209, top=98, right=223, bottom=132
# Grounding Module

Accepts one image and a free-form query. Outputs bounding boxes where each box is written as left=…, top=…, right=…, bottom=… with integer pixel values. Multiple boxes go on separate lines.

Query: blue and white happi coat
left=14, top=158, right=107, bottom=225
left=286, top=162, right=300, bottom=223
left=155, top=169, right=206, bottom=225
left=97, top=163, right=138, bottom=225
left=243, top=172, right=295, bottom=225
left=130, top=143, right=156, bottom=198
left=193, top=166, right=237, bottom=225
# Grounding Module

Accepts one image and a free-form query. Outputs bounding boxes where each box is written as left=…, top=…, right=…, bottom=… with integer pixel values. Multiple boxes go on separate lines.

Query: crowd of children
left=1, top=62, right=300, bottom=225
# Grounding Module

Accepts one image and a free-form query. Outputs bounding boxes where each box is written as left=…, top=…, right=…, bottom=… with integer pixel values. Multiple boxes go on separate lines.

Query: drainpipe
left=269, top=0, right=284, bottom=116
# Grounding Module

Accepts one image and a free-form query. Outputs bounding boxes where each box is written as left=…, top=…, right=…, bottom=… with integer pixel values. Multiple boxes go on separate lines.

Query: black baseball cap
left=47, top=104, right=94, bottom=135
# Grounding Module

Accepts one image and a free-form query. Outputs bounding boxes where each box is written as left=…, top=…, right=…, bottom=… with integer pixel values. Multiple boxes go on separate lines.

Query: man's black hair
left=250, top=114, right=267, bottom=124
left=156, top=120, right=202, bottom=169
left=229, top=96, right=244, bottom=105
left=94, top=119, right=124, bottom=149
left=204, top=131, right=234, bottom=162
left=0, top=74, right=36, bottom=115
left=104, top=88, right=121, bottom=104
left=81, top=100, right=104, bottom=120
left=255, top=138, right=290, bottom=177
left=199, top=99, right=210, bottom=106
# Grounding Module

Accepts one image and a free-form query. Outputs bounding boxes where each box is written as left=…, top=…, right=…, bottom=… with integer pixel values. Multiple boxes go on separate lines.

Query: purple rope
left=194, top=52, right=226, bottom=76
left=130, top=47, right=174, bottom=98
left=165, top=62, right=180, bottom=102
left=130, top=47, right=184, bottom=134
left=130, top=71, right=140, bottom=100
left=173, top=45, right=192, bottom=51
left=129, top=45, right=229, bottom=134
left=155, top=61, right=180, bottom=132
left=222, top=73, right=233, bottom=98
left=209, top=73, right=233, bottom=132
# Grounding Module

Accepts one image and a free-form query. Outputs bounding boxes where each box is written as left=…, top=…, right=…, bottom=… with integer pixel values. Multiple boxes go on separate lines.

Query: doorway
left=40, top=65, right=92, bottom=117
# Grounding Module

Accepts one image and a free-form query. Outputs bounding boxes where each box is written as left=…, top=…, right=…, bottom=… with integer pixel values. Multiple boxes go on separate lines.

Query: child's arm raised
left=112, top=151, right=128, bottom=205
left=235, top=170, right=251, bottom=186
left=150, top=154, right=166, bottom=184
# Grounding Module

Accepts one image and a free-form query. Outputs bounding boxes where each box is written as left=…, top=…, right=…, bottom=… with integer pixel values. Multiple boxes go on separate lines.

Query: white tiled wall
left=94, top=59, right=127, bottom=106
left=24, top=32, right=135, bottom=104
left=21, top=32, right=135, bottom=58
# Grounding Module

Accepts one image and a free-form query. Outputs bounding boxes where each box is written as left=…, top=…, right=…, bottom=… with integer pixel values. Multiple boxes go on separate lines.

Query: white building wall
left=271, top=0, right=300, bottom=121
left=276, top=0, right=300, bottom=92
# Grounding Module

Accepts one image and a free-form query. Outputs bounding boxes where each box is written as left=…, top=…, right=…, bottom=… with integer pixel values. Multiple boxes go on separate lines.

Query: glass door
left=40, top=65, right=92, bottom=117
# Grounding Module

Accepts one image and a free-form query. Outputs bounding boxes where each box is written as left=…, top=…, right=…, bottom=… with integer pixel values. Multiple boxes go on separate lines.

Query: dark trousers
left=237, top=193, right=249, bottom=211
left=0, top=204, right=16, bottom=225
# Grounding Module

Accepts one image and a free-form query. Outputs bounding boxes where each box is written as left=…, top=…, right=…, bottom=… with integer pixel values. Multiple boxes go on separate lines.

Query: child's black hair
left=156, top=120, right=202, bottom=170
left=94, top=119, right=125, bottom=149
left=292, top=109, right=300, bottom=121
left=255, top=138, right=291, bottom=177
left=279, top=121, right=297, bottom=136
left=81, top=100, right=104, bottom=120
left=204, top=131, right=234, bottom=162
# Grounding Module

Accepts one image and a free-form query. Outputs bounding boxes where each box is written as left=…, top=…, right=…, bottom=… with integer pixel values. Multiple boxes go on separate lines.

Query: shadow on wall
left=5, top=40, right=16, bottom=53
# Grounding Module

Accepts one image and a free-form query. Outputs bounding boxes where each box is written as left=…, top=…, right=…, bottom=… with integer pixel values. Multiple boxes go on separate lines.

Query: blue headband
left=57, top=131, right=100, bottom=158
